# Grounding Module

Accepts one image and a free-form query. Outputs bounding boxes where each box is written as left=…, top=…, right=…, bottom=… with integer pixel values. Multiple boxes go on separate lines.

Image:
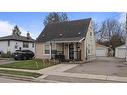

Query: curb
left=0, top=73, right=38, bottom=82
left=46, top=72, right=127, bottom=82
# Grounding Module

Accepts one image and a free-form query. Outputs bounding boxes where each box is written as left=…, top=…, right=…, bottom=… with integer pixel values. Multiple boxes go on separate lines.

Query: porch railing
left=51, top=50, right=81, bottom=61
left=74, top=50, right=81, bottom=60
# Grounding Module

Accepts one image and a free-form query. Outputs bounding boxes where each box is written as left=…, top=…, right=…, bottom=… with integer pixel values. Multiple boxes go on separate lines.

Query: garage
left=115, top=45, right=126, bottom=58
left=96, top=43, right=108, bottom=57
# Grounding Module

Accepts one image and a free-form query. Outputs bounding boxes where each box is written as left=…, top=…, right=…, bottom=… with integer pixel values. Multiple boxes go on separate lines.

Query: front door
left=69, top=43, right=74, bottom=60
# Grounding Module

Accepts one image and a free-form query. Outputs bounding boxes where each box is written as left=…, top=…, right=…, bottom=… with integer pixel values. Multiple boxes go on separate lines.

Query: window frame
left=32, top=43, right=34, bottom=48
left=44, top=44, right=50, bottom=54
left=90, top=32, right=92, bottom=36
left=23, top=42, right=29, bottom=48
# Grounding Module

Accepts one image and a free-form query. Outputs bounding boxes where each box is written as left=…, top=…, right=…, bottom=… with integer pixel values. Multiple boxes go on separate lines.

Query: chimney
left=27, top=32, right=31, bottom=39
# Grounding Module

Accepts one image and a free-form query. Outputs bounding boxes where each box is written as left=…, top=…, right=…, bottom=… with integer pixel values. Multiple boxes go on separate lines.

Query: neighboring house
left=0, top=26, right=35, bottom=54
left=115, top=44, right=126, bottom=58
left=96, top=43, right=108, bottom=57
left=35, top=18, right=96, bottom=62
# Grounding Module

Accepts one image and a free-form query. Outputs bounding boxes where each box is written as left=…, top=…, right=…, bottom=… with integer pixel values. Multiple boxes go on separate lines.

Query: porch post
left=50, top=42, right=52, bottom=59
left=68, top=43, right=69, bottom=59
left=62, top=43, right=64, bottom=54
left=74, top=43, right=76, bottom=59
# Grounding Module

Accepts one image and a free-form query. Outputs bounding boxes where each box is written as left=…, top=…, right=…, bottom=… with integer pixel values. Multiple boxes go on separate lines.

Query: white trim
left=74, top=43, right=76, bottom=59
left=50, top=40, right=80, bottom=43
left=49, top=43, right=52, bottom=59
left=116, top=44, right=125, bottom=49
left=68, top=43, right=69, bottom=59
left=79, top=37, right=85, bottom=42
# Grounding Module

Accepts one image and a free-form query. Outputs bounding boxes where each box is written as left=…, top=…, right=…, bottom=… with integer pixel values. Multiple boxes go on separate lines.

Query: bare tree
left=43, top=12, right=69, bottom=26
left=12, top=25, right=21, bottom=36
left=97, top=19, right=125, bottom=49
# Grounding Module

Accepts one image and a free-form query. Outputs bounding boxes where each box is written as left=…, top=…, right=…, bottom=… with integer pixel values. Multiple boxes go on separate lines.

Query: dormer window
left=59, top=34, right=63, bottom=36
left=78, top=32, right=81, bottom=35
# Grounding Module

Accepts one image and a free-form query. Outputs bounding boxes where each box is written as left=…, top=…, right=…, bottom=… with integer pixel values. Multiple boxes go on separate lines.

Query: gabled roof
left=116, top=44, right=126, bottom=49
left=96, top=43, right=109, bottom=48
left=36, top=18, right=91, bottom=42
left=0, top=35, right=35, bottom=42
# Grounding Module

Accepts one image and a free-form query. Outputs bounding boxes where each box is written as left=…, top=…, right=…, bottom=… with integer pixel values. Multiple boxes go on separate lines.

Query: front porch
left=50, top=42, right=82, bottom=62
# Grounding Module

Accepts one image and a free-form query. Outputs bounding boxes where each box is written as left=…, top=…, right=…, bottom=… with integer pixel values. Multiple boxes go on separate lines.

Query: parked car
left=13, top=50, right=34, bottom=60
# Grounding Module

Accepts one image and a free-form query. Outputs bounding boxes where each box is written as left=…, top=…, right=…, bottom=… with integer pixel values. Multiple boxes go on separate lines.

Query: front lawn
left=0, top=59, right=57, bottom=70
left=0, top=70, right=42, bottom=78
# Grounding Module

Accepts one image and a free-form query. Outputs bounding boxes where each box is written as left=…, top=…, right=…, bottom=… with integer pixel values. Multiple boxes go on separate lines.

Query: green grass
left=0, top=70, right=42, bottom=78
left=0, top=59, right=57, bottom=70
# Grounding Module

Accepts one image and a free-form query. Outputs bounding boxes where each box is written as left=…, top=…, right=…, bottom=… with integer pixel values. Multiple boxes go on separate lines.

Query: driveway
left=65, top=57, right=127, bottom=77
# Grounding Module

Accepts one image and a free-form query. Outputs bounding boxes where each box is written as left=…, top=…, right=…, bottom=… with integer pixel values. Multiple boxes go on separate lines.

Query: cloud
left=0, top=20, right=28, bottom=37
left=0, top=20, right=14, bottom=37
left=119, top=13, right=126, bottom=23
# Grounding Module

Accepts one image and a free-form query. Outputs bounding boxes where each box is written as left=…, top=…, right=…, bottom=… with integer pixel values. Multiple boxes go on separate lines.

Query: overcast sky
left=0, top=12, right=125, bottom=39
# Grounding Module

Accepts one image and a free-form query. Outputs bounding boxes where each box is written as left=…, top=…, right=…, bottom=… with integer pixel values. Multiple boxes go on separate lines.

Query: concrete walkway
left=0, top=64, right=78, bottom=73
left=1, top=63, right=127, bottom=82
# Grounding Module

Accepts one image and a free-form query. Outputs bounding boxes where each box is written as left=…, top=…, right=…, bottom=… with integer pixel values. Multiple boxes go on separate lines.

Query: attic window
left=90, top=32, right=92, bottom=36
left=78, top=32, right=81, bottom=35
left=59, top=34, right=63, bottom=36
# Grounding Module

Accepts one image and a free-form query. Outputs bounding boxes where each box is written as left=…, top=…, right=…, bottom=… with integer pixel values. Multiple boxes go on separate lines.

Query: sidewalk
left=0, top=64, right=127, bottom=82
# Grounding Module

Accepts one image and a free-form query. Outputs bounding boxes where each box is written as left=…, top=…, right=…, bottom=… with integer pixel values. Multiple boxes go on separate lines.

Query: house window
left=8, top=40, right=10, bottom=47
left=32, top=43, right=34, bottom=48
left=51, top=44, right=56, bottom=54
left=88, top=49, right=90, bottom=54
left=88, top=44, right=90, bottom=54
left=45, top=44, right=50, bottom=54
left=15, top=43, right=18, bottom=49
left=90, top=32, right=92, bottom=36
left=23, top=42, right=29, bottom=48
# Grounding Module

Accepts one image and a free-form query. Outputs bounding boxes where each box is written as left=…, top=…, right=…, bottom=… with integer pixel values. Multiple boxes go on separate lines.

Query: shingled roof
left=36, top=18, right=91, bottom=42
left=0, top=35, right=35, bottom=42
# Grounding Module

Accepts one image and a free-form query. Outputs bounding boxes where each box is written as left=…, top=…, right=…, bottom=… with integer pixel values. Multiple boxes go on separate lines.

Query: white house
left=96, top=43, right=108, bottom=57
left=0, top=26, right=35, bottom=54
left=115, top=44, right=126, bottom=58
left=35, top=18, right=96, bottom=62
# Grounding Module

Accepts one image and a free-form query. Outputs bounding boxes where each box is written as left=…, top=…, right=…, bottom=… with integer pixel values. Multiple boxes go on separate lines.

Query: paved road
left=0, top=76, right=29, bottom=83
left=44, top=75, right=123, bottom=83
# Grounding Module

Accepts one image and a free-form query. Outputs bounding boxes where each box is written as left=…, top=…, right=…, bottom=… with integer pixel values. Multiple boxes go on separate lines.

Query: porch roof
left=50, top=37, right=85, bottom=43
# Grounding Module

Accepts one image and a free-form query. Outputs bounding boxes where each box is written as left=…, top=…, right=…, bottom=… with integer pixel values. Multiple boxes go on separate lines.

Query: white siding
left=0, top=41, right=8, bottom=53
left=0, top=40, right=35, bottom=53
left=96, top=48, right=107, bottom=56
left=96, top=44, right=108, bottom=57
left=84, top=21, right=96, bottom=61
left=115, top=45, right=126, bottom=58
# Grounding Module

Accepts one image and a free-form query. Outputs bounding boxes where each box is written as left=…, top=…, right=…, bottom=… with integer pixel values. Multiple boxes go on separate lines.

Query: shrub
left=1, top=51, right=12, bottom=58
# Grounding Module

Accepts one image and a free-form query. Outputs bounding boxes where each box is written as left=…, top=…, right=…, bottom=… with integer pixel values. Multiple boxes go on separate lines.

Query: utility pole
left=125, top=13, right=127, bottom=62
